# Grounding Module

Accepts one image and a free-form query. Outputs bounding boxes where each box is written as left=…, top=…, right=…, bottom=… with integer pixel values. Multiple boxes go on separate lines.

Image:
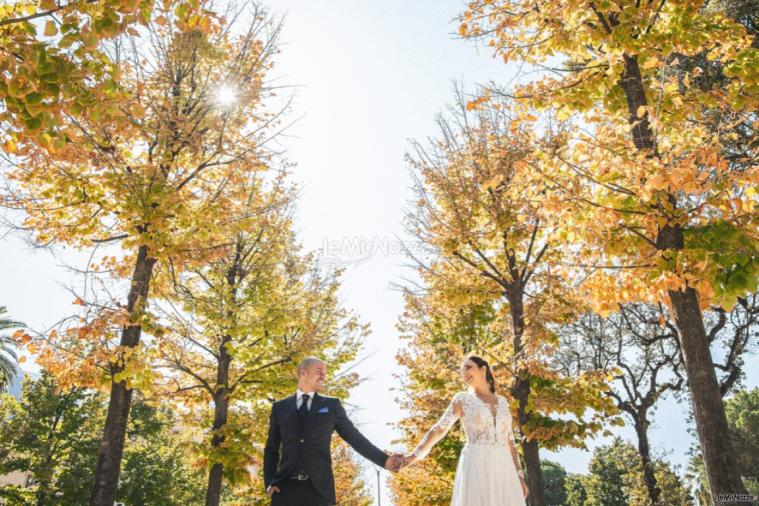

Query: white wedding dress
left=412, top=390, right=527, bottom=506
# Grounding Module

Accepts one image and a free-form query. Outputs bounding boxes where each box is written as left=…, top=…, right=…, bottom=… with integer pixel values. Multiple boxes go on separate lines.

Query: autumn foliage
left=450, top=0, right=758, bottom=501
left=1, top=1, right=374, bottom=504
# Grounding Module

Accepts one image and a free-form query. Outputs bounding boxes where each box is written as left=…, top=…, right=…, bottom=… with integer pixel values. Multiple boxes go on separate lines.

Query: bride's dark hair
left=468, top=355, right=496, bottom=394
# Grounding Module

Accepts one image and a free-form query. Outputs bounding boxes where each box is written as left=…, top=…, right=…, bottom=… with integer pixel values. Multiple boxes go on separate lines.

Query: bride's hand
left=520, top=475, right=529, bottom=498
left=400, top=454, right=417, bottom=468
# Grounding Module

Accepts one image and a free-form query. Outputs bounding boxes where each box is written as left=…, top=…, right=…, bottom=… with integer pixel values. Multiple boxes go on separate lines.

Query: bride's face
left=460, top=359, right=486, bottom=387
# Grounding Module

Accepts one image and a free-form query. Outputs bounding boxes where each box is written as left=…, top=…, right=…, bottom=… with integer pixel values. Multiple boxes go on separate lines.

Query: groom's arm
left=334, top=399, right=389, bottom=468
left=263, top=403, right=281, bottom=489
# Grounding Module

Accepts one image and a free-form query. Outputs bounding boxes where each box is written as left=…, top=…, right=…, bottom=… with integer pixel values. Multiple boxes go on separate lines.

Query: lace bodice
left=411, top=391, right=517, bottom=460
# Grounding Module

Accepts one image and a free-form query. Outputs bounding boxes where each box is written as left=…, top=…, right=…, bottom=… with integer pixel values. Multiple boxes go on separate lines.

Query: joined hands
left=384, top=453, right=417, bottom=472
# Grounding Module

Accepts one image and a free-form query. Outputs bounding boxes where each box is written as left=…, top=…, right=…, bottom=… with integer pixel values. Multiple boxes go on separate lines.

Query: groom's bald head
left=297, top=357, right=326, bottom=392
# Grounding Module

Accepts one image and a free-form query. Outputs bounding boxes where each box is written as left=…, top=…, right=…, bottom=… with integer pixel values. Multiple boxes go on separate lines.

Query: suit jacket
left=263, top=392, right=388, bottom=504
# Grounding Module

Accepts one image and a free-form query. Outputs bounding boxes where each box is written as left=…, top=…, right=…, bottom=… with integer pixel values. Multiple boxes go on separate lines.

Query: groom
left=264, top=357, right=403, bottom=506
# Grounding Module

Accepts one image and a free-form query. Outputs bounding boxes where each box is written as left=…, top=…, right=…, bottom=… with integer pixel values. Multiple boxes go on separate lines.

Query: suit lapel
left=285, top=394, right=300, bottom=434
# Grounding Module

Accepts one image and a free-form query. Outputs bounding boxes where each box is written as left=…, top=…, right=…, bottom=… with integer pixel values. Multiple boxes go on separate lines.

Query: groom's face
left=301, top=361, right=327, bottom=392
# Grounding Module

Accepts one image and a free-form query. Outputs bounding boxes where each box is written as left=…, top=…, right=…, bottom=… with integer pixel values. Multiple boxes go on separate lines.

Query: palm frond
left=0, top=306, right=23, bottom=391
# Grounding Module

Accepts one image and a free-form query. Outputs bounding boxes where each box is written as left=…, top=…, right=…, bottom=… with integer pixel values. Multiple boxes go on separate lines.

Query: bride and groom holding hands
left=263, top=356, right=530, bottom=506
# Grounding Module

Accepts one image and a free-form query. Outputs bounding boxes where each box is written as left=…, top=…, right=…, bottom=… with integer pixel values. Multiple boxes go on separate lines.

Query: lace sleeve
left=505, top=399, right=518, bottom=445
left=411, top=393, right=463, bottom=460
left=503, top=399, right=524, bottom=477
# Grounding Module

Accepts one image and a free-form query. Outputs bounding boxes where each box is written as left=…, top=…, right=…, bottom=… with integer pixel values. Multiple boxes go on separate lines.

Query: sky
left=1, top=1, right=756, bottom=505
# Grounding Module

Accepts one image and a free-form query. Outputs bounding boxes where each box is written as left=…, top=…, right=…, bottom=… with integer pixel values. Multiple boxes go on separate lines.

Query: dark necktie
left=298, top=394, right=310, bottom=429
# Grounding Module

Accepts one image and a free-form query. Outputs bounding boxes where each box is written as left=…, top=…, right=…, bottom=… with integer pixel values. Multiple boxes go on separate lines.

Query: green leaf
left=24, top=116, right=42, bottom=131
left=24, top=92, right=43, bottom=105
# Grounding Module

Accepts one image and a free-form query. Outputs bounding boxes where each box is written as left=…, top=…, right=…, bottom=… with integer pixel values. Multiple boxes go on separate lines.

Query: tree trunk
left=89, top=245, right=156, bottom=506
left=669, top=287, right=749, bottom=500
left=508, top=289, right=546, bottom=506
left=521, top=432, right=545, bottom=506
left=618, top=55, right=747, bottom=502
left=632, top=414, right=661, bottom=505
left=36, top=449, right=54, bottom=506
left=35, top=479, right=52, bottom=506
left=205, top=334, right=232, bottom=506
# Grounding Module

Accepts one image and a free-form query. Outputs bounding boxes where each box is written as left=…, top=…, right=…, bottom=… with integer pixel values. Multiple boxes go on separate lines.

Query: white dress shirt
left=296, top=389, right=315, bottom=410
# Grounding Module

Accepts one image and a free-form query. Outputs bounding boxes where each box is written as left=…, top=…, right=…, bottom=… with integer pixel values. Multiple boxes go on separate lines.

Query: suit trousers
left=270, top=479, right=332, bottom=506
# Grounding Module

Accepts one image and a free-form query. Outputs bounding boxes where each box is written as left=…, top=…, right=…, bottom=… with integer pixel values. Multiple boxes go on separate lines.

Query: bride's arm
left=505, top=405, right=528, bottom=493
left=406, top=393, right=463, bottom=462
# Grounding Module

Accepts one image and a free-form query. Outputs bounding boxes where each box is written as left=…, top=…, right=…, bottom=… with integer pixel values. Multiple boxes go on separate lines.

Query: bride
left=401, top=356, right=529, bottom=505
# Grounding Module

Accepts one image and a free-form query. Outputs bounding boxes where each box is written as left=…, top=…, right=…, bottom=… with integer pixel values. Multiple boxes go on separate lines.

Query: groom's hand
left=266, top=485, right=280, bottom=497
left=384, top=453, right=404, bottom=472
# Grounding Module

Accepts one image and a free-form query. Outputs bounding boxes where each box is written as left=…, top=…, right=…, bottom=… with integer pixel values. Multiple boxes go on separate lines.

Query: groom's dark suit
left=264, top=392, right=388, bottom=505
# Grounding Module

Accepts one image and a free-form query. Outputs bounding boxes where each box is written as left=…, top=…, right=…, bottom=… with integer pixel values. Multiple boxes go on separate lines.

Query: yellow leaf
left=556, top=108, right=571, bottom=121
left=19, top=356, right=26, bottom=363
left=44, top=20, right=57, bottom=37
left=636, top=105, right=647, bottom=118
left=643, top=57, right=659, bottom=69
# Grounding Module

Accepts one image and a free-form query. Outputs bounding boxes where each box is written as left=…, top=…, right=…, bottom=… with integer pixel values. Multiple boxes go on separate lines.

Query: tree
left=585, top=438, right=638, bottom=506
left=154, top=172, right=370, bottom=505
left=579, top=438, right=692, bottom=506
left=688, top=388, right=759, bottom=502
left=331, top=440, right=374, bottom=506
left=0, top=306, right=21, bottom=390
left=390, top=295, right=471, bottom=506
left=555, top=297, right=758, bottom=504
left=725, top=388, right=759, bottom=496
left=403, top=92, right=619, bottom=506
left=0, top=372, right=99, bottom=505
left=555, top=304, right=684, bottom=505
left=0, top=0, right=158, bottom=153
left=112, top=400, right=206, bottom=506
left=5, top=2, right=283, bottom=503
left=565, top=473, right=588, bottom=506
left=541, top=460, right=568, bottom=506
left=0, top=371, right=204, bottom=505
left=705, top=294, right=759, bottom=397
left=460, top=0, right=758, bottom=500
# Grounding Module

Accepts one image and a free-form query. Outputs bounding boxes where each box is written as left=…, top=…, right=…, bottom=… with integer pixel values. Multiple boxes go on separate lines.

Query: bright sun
left=215, top=85, right=237, bottom=107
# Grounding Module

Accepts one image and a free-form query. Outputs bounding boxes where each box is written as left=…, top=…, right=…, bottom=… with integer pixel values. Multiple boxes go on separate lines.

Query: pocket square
left=318, top=407, right=329, bottom=413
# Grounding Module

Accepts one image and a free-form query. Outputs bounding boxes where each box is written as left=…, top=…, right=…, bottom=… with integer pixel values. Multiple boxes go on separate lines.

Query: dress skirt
left=450, top=442, right=527, bottom=506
